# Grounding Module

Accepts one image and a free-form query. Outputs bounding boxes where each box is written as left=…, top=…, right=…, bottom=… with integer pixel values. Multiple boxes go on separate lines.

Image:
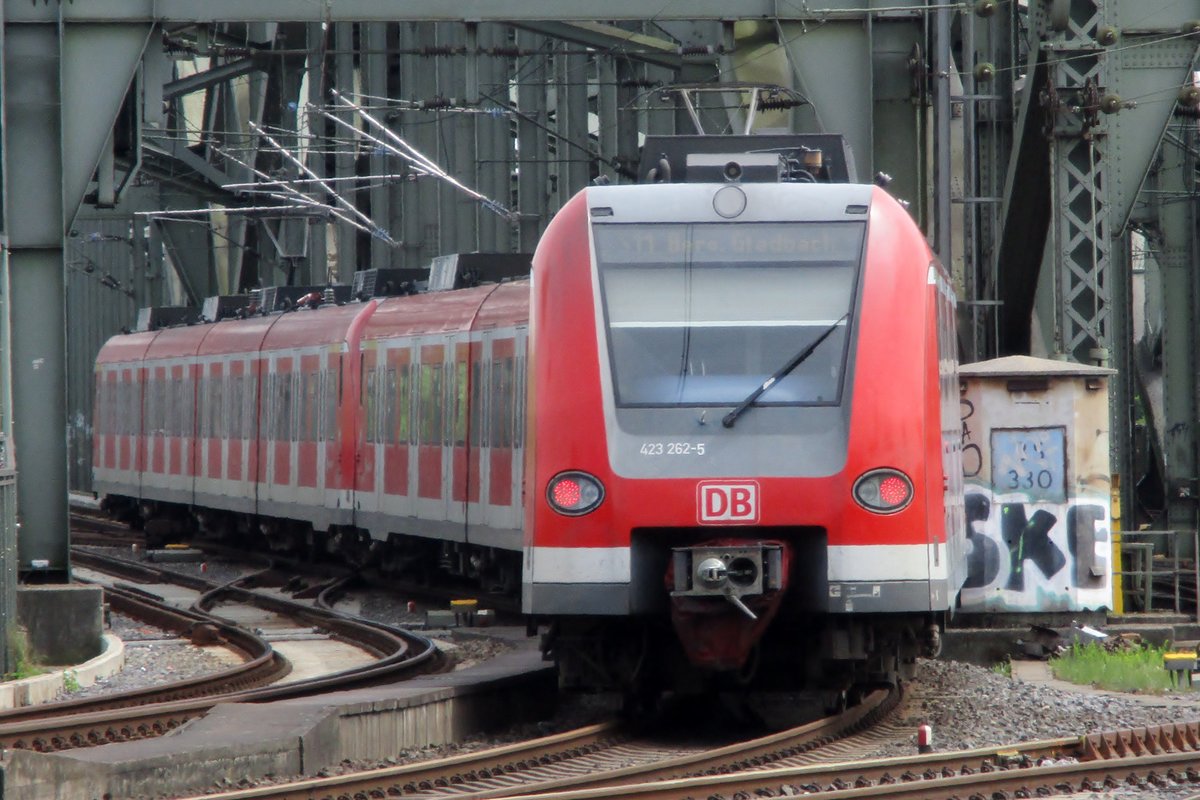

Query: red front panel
left=526, top=193, right=617, bottom=549
left=837, top=189, right=936, bottom=546
left=526, top=187, right=940, bottom=554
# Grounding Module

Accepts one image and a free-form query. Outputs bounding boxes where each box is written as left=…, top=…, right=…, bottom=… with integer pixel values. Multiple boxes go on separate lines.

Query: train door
left=321, top=348, right=347, bottom=514
left=465, top=334, right=489, bottom=544
left=295, top=352, right=323, bottom=512
left=227, top=357, right=255, bottom=508
left=195, top=356, right=221, bottom=504
left=413, top=340, right=451, bottom=530
left=263, top=353, right=298, bottom=512
left=144, top=363, right=166, bottom=495
left=378, top=343, right=415, bottom=524
left=355, top=342, right=380, bottom=526
left=450, top=338, right=473, bottom=529
left=476, top=332, right=523, bottom=547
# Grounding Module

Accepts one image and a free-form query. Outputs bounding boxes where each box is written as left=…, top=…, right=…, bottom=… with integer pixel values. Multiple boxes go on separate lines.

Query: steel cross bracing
left=4, top=0, right=1200, bottom=589
left=1044, top=0, right=1111, bottom=364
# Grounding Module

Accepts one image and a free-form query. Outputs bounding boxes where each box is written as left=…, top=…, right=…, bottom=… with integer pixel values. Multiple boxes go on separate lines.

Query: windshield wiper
left=721, top=313, right=849, bottom=429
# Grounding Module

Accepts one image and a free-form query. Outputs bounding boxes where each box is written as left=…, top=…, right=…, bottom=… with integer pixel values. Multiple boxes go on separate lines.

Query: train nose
left=695, top=557, right=728, bottom=588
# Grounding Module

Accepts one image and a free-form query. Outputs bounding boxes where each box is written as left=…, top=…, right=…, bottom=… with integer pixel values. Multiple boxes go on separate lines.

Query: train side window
left=209, top=375, right=219, bottom=439
left=365, top=368, right=379, bottom=443
left=470, top=359, right=483, bottom=448
left=173, top=377, right=180, bottom=437
left=198, top=377, right=209, bottom=439
left=287, top=371, right=297, bottom=441
left=317, top=369, right=328, bottom=442
left=325, top=367, right=339, bottom=442
left=384, top=367, right=397, bottom=444
left=396, top=362, right=411, bottom=444
left=515, top=354, right=526, bottom=445
left=246, top=374, right=258, bottom=441
left=264, top=374, right=274, bottom=440
left=229, top=375, right=241, bottom=440
left=418, top=363, right=443, bottom=446
left=489, top=357, right=512, bottom=449
left=188, top=375, right=197, bottom=438
left=453, top=358, right=468, bottom=447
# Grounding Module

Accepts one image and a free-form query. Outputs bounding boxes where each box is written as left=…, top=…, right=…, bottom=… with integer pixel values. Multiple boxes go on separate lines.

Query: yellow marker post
left=451, top=598, right=478, bottom=626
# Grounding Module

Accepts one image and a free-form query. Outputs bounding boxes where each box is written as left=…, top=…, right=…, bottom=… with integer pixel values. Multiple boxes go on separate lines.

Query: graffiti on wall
left=959, top=489, right=1110, bottom=611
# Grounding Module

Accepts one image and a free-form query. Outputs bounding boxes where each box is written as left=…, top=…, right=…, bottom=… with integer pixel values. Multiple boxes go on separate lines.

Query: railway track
left=0, top=548, right=440, bottom=752
left=168, top=685, right=899, bottom=800
left=167, top=715, right=1200, bottom=800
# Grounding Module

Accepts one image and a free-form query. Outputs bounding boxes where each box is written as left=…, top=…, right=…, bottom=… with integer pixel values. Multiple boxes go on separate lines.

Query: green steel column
left=2, top=21, right=66, bottom=580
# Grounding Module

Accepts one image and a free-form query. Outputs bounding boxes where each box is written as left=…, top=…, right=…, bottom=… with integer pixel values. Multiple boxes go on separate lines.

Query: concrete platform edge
left=0, top=633, right=125, bottom=710
left=0, top=648, right=556, bottom=800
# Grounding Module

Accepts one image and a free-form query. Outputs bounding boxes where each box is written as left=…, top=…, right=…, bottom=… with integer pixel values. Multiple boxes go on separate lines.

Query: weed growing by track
left=1049, top=642, right=1191, bottom=693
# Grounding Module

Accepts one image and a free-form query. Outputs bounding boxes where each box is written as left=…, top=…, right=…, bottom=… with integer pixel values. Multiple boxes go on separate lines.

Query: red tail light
left=546, top=471, right=604, bottom=516
left=852, top=469, right=913, bottom=514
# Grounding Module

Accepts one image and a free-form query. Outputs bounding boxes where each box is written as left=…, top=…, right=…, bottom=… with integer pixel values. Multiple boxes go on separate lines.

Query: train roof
left=362, top=280, right=529, bottom=341
left=95, top=329, right=157, bottom=366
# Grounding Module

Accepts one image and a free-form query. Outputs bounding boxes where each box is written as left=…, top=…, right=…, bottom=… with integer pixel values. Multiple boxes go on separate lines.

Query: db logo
left=697, top=481, right=760, bottom=524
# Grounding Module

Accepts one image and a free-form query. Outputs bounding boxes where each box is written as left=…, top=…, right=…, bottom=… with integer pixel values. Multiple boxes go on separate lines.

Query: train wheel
left=621, top=681, right=661, bottom=721
left=823, top=689, right=848, bottom=716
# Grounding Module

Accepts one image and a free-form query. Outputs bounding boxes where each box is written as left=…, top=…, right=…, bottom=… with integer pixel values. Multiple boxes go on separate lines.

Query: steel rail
left=0, top=582, right=286, bottom=723
left=0, top=549, right=439, bottom=752
left=484, top=720, right=1200, bottom=800
left=170, top=686, right=900, bottom=800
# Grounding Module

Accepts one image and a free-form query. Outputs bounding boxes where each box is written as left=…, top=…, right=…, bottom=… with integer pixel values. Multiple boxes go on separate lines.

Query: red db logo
left=697, top=481, right=760, bottom=524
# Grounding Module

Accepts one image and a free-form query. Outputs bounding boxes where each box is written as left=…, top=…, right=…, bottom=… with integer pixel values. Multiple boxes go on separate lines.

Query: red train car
left=95, top=150, right=965, bottom=699
left=524, top=178, right=966, bottom=695
left=94, top=285, right=529, bottom=593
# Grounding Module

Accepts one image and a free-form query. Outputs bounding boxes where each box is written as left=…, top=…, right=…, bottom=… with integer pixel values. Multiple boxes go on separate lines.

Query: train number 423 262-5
left=639, top=441, right=706, bottom=456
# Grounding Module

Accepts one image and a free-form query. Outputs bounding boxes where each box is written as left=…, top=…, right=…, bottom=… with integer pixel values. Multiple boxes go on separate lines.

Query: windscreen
left=594, top=222, right=864, bottom=408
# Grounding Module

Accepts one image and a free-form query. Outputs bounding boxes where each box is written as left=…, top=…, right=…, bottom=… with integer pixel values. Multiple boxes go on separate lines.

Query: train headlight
left=546, top=471, right=605, bottom=516
left=852, top=469, right=914, bottom=514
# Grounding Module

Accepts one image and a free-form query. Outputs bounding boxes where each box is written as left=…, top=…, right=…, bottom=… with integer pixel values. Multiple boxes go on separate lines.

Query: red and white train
left=95, top=142, right=966, bottom=696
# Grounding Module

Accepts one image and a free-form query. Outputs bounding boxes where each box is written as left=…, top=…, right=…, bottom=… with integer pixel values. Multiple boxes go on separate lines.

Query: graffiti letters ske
left=964, top=492, right=1108, bottom=592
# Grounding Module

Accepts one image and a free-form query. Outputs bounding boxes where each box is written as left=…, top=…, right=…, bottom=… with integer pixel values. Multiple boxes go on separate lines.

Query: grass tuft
left=1049, top=642, right=1188, bottom=693
left=4, top=626, right=44, bottom=681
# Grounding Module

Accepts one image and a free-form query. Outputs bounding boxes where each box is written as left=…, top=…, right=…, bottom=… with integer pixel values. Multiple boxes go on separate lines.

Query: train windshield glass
left=594, top=221, right=864, bottom=407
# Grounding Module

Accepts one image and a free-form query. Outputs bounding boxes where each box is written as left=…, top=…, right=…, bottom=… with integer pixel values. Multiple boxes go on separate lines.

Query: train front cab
left=524, top=182, right=966, bottom=692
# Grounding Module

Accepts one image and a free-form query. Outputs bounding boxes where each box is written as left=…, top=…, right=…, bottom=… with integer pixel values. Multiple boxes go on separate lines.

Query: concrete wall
left=15, top=584, right=103, bottom=665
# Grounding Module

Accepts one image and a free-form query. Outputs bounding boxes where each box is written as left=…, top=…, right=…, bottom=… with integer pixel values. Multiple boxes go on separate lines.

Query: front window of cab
left=594, top=222, right=864, bottom=408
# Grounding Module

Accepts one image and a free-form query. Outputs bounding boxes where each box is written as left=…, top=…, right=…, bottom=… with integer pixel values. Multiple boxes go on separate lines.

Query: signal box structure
left=958, top=356, right=1114, bottom=612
